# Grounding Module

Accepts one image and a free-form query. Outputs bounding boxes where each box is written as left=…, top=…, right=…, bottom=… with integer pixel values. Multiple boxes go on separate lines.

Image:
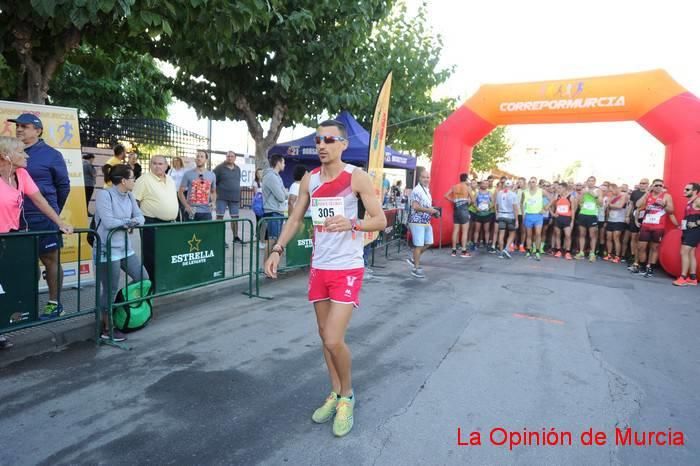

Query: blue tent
left=269, top=111, right=417, bottom=170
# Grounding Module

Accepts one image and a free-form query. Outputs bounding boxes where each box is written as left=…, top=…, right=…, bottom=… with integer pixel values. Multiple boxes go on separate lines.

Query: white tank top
left=309, top=164, right=364, bottom=270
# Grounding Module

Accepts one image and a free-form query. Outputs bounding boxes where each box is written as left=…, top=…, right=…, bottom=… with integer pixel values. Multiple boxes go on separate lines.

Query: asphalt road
left=1, top=247, right=698, bottom=465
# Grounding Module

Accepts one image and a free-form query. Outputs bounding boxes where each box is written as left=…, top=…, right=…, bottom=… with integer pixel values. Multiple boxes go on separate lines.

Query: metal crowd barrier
left=102, top=218, right=254, bottom=346
left=0, top=228, right=101, bottom=338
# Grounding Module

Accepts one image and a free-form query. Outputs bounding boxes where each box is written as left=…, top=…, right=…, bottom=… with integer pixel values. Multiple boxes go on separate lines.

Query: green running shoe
left=333, top=395, right=355, bottom=437
left=589, top=252, right=596, bottom=263
left=575, top=251, right=585, bottom=260
left=312, top=392, right=339, bottom=424
left=535, top=252, right=541, bottom=261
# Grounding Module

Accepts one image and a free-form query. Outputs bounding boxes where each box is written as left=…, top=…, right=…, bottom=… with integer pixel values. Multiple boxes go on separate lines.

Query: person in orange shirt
left=444, top=173, right=472, bottom=257
left=551, top=182, right=577, bottom=259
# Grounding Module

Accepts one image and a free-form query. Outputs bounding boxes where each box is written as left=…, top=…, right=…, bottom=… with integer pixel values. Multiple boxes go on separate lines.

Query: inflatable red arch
left=431, top=69, right=700, bottom=276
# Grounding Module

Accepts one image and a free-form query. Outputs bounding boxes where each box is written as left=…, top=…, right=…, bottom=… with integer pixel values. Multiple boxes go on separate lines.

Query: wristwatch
left=351, top=219, right=362, bottom=232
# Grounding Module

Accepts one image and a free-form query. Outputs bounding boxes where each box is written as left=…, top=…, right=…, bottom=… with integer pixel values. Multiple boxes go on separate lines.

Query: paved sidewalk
left=1, top=248, right=698, bottom=465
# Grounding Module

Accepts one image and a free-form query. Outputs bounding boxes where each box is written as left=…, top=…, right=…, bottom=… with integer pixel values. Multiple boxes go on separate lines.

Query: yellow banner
left=1, top=100, right=93, bottom=285
left=365, top=71, right=392, bottom=244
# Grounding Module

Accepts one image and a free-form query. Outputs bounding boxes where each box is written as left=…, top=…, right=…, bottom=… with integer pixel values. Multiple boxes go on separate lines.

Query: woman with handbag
left=94, top=164, right=148, bottom=342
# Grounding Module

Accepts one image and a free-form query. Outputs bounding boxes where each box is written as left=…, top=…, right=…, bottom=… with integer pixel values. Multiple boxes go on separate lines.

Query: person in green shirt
left=576, top=176, right=603, bottom=262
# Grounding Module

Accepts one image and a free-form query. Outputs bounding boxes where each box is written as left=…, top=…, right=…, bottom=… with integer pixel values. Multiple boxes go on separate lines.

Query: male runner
left=444, top=173, right=472, bottom=257
left=673, top=182, right=700, bottom=286
left=522, top=177, right=547, bottom=260
left=516, top=177, right=527, bottom=252
left=495, top=180, right=519, bottom=258
left=264, top=120, right=386, bottom=437
left=551, top=182, right=576, bottom=259
left=629, top=179, right=677, bottom=277
left=604, top=183, right=628, bottom=262
left=626, top=179, right=649, bottom=263
left=576, top=176, right=602, bottom=262
left=596, top=182, right=610, bottom=257
left=472, top=180, right=495, bottom=251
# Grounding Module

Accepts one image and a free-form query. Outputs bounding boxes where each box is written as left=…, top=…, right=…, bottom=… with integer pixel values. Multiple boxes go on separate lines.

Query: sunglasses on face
left=314, top=135, right=347, bottom=145
left=653, top=184, right=663, bottom=188
left=684, top=188, right=693, bottom=191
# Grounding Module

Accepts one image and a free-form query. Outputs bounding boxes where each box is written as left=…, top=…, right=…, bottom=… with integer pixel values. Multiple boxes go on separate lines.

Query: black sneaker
left=234, top=236, right=242, bottom=243
left=643, top=267, right=654, bottom=278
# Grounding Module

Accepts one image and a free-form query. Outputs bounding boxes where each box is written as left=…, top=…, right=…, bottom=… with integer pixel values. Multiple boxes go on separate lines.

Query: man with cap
left=11, top=113, right=71, bottom=319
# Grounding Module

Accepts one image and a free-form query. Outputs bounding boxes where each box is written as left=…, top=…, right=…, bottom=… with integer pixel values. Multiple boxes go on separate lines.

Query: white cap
left=505, top=180, right=514, bottom=187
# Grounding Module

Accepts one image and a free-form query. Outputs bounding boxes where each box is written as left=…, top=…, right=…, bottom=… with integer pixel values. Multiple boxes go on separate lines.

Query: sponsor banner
left=0, top=100, right=93, bottom=289
left=286, top=217, right=314, bottom=268
left=155, top=223, right=225, bottom=293
left=365, top=71, right=393, bottom=244
left=239, top=159, right=256, bottom=188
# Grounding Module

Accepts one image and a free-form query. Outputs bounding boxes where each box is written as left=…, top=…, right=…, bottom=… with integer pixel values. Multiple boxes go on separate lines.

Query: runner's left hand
left=324, top=215, right=351, bottom=232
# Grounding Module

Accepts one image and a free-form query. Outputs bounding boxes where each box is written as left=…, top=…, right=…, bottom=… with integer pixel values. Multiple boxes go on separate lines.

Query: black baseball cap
left=8, top=113, right=43, bottom=129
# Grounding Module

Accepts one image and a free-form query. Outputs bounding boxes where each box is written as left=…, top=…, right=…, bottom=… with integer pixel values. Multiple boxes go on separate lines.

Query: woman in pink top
left=0, top=136, right=73, bottom=349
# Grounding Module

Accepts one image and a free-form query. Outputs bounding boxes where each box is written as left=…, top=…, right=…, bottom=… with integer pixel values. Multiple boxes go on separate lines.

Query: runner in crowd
left=628, top=179, right=678, bottom=277
left=264, top=119, right=386, bottom=437
left=522, top=177, right=547, bottom=260
left=467, top=178, right=479, bottom=250
left=626, top=179, right=649, bottom=263
left=576, top=176, right=601, bottom=262
left=551, top=182, right=576, bottom=259
left=444, top=173, right=472, bottom=257
left=604, top=183, right=628, bottom=263
left=472, top=180, right=496, bottom=251
left=516, top=177, right=527, bottom=252
left=596, top=181, right=610, bottom=257
left=619, top=183, right=632, bottom=260
left=540, top=180, right=553, bottom=254
left=674, top=182, right=700, bottom=286
left=495, top=180, right=520, bottom=258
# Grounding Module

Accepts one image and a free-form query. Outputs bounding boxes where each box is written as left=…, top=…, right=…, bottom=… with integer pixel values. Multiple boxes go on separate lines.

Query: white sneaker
left=411, top=267, right=425, bottom=278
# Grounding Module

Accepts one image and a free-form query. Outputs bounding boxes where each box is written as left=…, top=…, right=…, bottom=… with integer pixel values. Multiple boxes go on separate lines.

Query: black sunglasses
left=314, top=135, right=347, bottom=145
left=653, top=184, right=663, bottom=188
left=684, top=188, right=693, bottom=191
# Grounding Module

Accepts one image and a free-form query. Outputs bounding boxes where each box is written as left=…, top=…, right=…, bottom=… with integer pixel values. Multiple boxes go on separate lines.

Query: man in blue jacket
left=11, top=113, right=71, bottom=319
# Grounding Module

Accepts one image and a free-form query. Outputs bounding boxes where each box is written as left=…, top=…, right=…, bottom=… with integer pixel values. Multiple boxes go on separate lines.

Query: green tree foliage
left=561, top=160, right=582, bottom=181
left=341, top=1, right=455, bottom=157
left=154, top=0, right=393, bottom=166
left=48, top=44, right=171, bottom=119
left=471, top=126, right=512, bottom=172
left=0, top=0, right=180, bottom=104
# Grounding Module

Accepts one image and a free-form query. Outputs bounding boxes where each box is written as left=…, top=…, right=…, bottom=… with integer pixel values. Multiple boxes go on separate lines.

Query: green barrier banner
left=286, top=217, right=314, bottom=267
left=154, top=222, right=225, bottom=293
left=0, top=235, right=38, bottom=329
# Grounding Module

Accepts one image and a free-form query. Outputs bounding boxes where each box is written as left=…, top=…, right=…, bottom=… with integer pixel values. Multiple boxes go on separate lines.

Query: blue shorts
left=215, top=200, right=240, bottom=217
left=409, top=223, right=434, bottom=247
left=524, top=213, right=544, bottom=229
left=263, top=212, right=285, bottom=239
left=22, top=215, right=62, bottom=254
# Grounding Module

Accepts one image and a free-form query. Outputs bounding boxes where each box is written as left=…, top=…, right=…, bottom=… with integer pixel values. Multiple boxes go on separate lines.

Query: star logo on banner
left=188, top=234, right=202, bottom=253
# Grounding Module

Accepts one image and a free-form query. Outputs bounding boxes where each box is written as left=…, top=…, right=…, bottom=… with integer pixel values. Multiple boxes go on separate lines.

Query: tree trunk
left=235, top=96, right=288, bottom=169
left=12, top=24, right=80, bottom=104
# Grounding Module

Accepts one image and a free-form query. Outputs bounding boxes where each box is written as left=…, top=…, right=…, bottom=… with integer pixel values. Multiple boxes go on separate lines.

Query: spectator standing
left=168, top=156, right=187, bottom=221
left=178, top=150, right=216, bottom=221
left=407, top=170, right=438, bottom=278
left=288, top=164, right=309, bottom=216
left=0, top=136, right=73, bottom=348
left=93, top=164, right=147, bottom=342
left=128, top=152, right=142, bottom=179
left=673, top=182, right=700, bottom=286
left=253, top=168, right=265, bottom=249
left=82, top=153, right=97, bottom=210
left=11, top=113, right=70, bottom=320
left=133, top=156, right=178, bottom=287
left=261, top=154, right=287, bottom=246
left=103, top=144, right=127, bottom=187
left=213, top=151, right=242, bottom=243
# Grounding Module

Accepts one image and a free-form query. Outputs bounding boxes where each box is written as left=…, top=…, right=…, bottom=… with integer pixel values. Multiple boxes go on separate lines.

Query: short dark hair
left=652, top=178, right=664, bottom=185
left=107, top=164, right=132, bottom=185
left=82, top=153, right=95, bottom=160
left=318, top=120, right=347, bottom=139
left=293, top=164, right=307, bottom=181
left=689, top=182, right=700, bottom=192
left=196, top=150, right=209, bottom=159
left=459, top=173, right=468, bottom=182
left=269, top=154, right=284, bottom=168
left=114, top=143, right=125, bottom=157
left=559, top=182, right=569, bottom=190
